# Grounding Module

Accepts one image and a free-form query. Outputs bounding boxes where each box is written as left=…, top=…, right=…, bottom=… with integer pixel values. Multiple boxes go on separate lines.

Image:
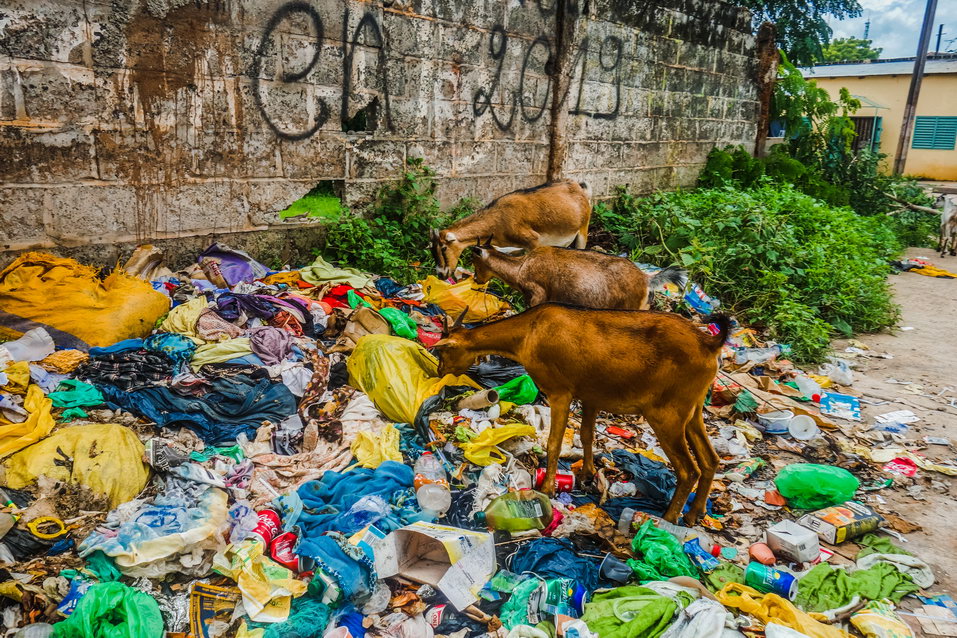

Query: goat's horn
left=450, top=307, right=469, bottom=331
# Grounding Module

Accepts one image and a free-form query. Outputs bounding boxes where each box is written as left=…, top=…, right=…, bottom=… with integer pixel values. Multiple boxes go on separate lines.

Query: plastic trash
left=14, top=624, right=54, bottom=638
left=757, top=410, right=793, bottom=434
left=0, top=327, right=55, bottom=366
left=774, top=464, right=860, bottom=510
left=735, top=345, right=787, bottom=364
left=492, top=374, right=539, bottom=405
left=474, top=489, right=553, bottom=532
left=819, top=392, right=861, bottom=421
left=339, top=495, right=391, bottom=533
left=819, top=358, right=854, bottom=386
left=793, top=374, right=823, bottom=401
left=50, top=581, right=164, bottom=638
left=413, top=452, right=451, bottom=516
left=788, top=415, right=820, bottom=440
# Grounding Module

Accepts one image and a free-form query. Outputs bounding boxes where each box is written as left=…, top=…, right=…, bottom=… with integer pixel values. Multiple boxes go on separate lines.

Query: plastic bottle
left=414, top=453, right=451, bottom=516
left=13, top=624, right=54, bottom=638
left=793, top=374, right=823, bottom=402
left=734, top=345, right=784, bottom=365
left=340, top=494, right=391, bottom=531
left=474, top=489, right=553, bottom=532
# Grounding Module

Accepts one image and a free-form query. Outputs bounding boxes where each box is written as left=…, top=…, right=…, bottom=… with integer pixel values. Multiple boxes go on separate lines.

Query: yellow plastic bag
left=461, top=424, right=537, bottom=466
left=716, top=583, right=852, bottom=638
left=0, top=252, right=170, bottom=350
left=850, top=600, right=914, bottom=638
left=351, top=424, right=402, bottom=469
left=347, top=334, right=479, bottom=424
left=0, top=385, right=55, bottom=459
left=419, top=276, right=507, bottom=323
left=213, top=539, right=307, bottom=623
left=1, top=423, right=149, bottom=508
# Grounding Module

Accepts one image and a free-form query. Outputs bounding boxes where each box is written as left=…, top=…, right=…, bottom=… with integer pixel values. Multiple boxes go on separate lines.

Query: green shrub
left=319, top=159, right=477, bottom=282
left=595, top=183, right=901, bottom=361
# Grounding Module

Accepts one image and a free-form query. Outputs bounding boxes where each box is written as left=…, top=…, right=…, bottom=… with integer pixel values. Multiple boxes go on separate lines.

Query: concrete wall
left=0, top=0, right=758, bottom=265
left=812, top=73, right=957, bottom=180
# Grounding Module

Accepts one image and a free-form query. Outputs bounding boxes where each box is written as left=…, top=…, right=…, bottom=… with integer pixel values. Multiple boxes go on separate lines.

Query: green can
left=745, top=562, right=798, bottom=600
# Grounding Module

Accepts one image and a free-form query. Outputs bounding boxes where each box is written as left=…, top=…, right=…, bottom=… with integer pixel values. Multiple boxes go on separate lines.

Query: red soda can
left=270, top=532, right=300, bottom=571
left=535, top=468, right=576, bottom=492
left=250, top=509, right=282, bottom=545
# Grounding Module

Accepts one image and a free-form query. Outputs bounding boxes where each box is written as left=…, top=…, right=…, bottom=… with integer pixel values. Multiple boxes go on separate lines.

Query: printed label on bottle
left=506, top=499, right=543, bottom=519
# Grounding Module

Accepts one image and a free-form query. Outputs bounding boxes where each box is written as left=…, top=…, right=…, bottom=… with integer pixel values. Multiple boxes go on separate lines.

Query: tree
left=738, top=0, right=863, bottom=67
left=820, top=37, right=882, bottom=62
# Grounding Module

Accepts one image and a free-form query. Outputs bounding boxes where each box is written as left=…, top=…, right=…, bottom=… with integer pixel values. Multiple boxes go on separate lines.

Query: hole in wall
left=278, top=180, right=345, bottom=221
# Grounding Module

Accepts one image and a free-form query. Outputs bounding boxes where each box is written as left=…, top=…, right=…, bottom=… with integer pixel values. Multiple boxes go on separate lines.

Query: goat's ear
left=470, top=245, right=485, bottom=257
left=450, top=307, right=469, bottom=332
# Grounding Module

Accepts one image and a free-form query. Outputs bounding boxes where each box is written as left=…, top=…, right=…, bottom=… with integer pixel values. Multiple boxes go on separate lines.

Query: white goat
left=938, top=194, right=957, bottom=258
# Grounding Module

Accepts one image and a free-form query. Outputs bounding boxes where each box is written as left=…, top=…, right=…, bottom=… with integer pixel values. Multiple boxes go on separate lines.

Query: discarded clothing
left=199, top=242, right=270, bottom=287
left=796, top=562, right=918, bottom=612
left=216, top=293, right=277, bottom=322
left=300, top=255, right=373, bottom=289
left=351, top=423, right=402, bottom=469
left=0, top=384, right=55, bottom=458
left=99, top=374, right=298, bottom=443
left=38, top=349, right=88, bottom=373
left=79, top=350, right=174, bottom=391
left=190, top=338, right=254, bottom=371
left=249, top=326, right=294, bottom=365
left=580, top=586, right=680, bottom=638
left=159, top=296, right=208, bottom=343
left=509, top=537, right=600, bottom=593
left=196, top=307, right=246, bottom=341
left=605, top=450, right=677, bottom=506
left=143, top=332, right=197, bottom=365
left=48, top=379, right=103, bottom=409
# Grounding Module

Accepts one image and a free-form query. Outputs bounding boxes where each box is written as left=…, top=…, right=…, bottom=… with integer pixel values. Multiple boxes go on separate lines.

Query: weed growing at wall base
left=595, top=184, right=901, bottom=362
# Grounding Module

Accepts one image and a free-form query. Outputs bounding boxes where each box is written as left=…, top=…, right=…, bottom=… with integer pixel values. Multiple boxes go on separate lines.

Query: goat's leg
left=683, top=405, right=719, bottom=525
left=950, top=232, right=957, bottom=257
left=541, top=394, right=572, bottom=497
left=647, top=409, right=700, bottom=524
left=579, top=404, right=599, bottom=481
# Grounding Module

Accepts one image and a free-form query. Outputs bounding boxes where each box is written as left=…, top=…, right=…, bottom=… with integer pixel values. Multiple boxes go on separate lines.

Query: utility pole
left=894, top=0, right=938, bottom=175
left=935, top=24, right=944, bottom=53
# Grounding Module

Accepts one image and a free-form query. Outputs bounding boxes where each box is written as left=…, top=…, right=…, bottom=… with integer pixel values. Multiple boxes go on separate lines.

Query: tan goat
left=431, top=180, right=591, bottom=279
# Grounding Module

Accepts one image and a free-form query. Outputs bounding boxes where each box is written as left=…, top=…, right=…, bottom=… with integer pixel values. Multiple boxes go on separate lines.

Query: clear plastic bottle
left=414, top=452, right=451, bottom=516
left=735, top=345, right=784, bottom=365
left=793, top=374, right=822, bottom=402
left=474, top=489, right=553, bottom=532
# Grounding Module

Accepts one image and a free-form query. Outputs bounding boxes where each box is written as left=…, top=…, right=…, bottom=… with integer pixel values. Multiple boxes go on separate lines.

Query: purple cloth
left=248, top=326, right=294, bottom=365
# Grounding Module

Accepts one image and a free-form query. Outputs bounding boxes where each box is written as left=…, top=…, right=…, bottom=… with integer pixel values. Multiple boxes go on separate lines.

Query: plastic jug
left=474, top=489, right=553, bottom=532
left=414, top=452, right=451, bottom=516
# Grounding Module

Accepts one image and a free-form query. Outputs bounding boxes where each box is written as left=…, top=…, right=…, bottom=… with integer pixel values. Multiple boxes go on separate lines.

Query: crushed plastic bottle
left=414, top=452, right=451, bottom=516
left=339, top=495, right=391, bottom=532
left=474, top=489, right=553, bottom=532
left=735, top=345, right=788, bottom=365
left=793, top=374, right=823, bottom=402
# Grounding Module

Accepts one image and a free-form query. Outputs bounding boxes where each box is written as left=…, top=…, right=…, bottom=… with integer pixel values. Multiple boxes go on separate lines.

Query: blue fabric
left=98, top=374, right=297, bottom=443
left=335, top=610, right=366, bottom=637
left=143, top=333, right=196, bottom=365
left=297, top=533, right=376, bottom=601
left=510, top=537, right=600, bottom=593
left=88, top=339, right=143, bottom=356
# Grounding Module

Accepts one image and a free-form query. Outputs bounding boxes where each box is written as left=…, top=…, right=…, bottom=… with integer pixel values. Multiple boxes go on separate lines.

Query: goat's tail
left=578, top=181, right=591, bottom=200
left=646, top=266, right=688, bottom=305
left=703, top=313, right=732, bottom=351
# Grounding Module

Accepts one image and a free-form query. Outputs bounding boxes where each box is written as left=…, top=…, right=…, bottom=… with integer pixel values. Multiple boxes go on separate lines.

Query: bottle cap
left=474, top=511, right=487, bottom=525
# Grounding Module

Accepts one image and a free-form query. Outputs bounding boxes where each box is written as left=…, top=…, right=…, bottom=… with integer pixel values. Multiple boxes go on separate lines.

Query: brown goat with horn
left=471, top=243, right=688, bottom=310
left=434, top=304, right=728, bottom=524
left=431, top=180, right=591, bottom=279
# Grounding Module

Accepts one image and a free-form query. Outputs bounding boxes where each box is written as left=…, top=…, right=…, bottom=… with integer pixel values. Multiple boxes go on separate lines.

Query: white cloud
left=826, top=0, right=957, bottom=58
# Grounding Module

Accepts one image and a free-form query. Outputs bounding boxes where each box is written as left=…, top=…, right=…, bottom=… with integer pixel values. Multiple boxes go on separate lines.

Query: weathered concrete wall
left=0, top=0, right=758, bottom=264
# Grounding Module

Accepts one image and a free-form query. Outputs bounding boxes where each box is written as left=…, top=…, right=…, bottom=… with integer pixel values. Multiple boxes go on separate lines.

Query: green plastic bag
left=493, top=374, right=538, bottom=405
left=774, top=463, right=860, bottom=509
left=627, top=520, right=698, bottom=581
left=52, top=581, right=164, bottom=638
left=377, top=307, right=418, bottom=340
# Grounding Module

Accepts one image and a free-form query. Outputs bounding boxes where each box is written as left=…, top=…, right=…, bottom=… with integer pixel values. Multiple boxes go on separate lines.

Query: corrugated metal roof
left=802, top=56, right=957, bottom=78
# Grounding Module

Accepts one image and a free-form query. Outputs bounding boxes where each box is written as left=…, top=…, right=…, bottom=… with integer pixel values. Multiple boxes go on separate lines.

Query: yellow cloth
left=213, top=540, right=307, bottom=623
left=911, top=264, right=957, bottom=278
left=1, top=362, right=30, bottom=395
left=419, top=276, right=508, bottom=323
left=160, top=296, right=209, bottom=343
left=0, top=252, right=170, bottom=349
left=0, top=385, right=55, bottom=458
left=347, top=334, right=479, bottom=424
left=38, top=349, right=88, bottom=373
left=351, top=424, right=402, bottom=468
left=190, top=338, right=253, bottom=371
left=716, top=583, right=852, bottom=638
left=461, top=424, right=537, bottom=465
left=299, top=255, right=373, bottom=289
left=2, top=423, right=149, bottom=507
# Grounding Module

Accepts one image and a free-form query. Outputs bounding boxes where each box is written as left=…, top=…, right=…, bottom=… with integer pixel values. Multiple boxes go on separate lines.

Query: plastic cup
left=788, top=415, right=820, bottom=440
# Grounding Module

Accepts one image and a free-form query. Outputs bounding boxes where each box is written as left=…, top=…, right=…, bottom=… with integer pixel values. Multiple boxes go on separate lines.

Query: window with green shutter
left=912, top=116, right=957, bottom=150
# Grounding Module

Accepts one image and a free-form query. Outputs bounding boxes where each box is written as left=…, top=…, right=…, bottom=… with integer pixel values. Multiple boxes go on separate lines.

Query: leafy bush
left=320, top=159, right=477, bottom=282
left=595, top=184, right=901, bottom=361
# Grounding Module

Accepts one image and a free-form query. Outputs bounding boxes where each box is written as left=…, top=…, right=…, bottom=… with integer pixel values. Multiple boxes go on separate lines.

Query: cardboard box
left=798, top=501, right=883, bottom=544
left=765, top=520, right=820, bottom=563
left=376, top=521, right=495, bottom=611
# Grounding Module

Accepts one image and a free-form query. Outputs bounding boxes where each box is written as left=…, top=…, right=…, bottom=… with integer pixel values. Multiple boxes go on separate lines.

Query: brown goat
left=434, top=304, right=729, bottom=524
left=471, top=244, right=688, bottom=310
left=431, top=180, right=591, bottom=279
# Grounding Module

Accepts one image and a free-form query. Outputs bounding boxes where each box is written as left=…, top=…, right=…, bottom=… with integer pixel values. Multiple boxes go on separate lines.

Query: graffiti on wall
left=251, top=1, right=624, bottom=140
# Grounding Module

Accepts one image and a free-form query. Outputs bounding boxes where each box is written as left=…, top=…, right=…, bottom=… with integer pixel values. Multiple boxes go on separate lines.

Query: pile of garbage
left=0, top=245, right=954, bottom=638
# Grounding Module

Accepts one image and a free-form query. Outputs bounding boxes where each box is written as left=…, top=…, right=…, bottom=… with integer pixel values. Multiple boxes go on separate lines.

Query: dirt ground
left=834, top=247, right=957, bottom=602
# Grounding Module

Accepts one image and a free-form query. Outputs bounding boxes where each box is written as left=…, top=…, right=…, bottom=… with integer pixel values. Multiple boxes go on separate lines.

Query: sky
left=826, top=0, right=957, bottom=58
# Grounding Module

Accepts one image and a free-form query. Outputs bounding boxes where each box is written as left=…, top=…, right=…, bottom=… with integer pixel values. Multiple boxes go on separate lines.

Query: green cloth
left=51, top=581, right=163, bottom=638
left=190, top=337, right=252, bottom=371
left=627, top=520, right=698, bottom=582
left=378, top=307, right=418, bottom=339
left=49, top=379, right=103, bottom=408
left=245, top=595, right=331, bottom=638
left=299, top=255, right=373, bottom=289
left=856, top=533, right=911, bottom=559
left=61, top=407, right=88, bottom=420
left=705, top=563, right=745, bottom=592
left=190, top=445, right=245, bottom=463
left=734, top=390, right=758, bottom=413
left=494, top=374, right=539, bottom=405
left=795, top=562, right=919, bottom=612
left=580, top=586, right=678, bottom=638
left=347, top=289, right=372, bottom=309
